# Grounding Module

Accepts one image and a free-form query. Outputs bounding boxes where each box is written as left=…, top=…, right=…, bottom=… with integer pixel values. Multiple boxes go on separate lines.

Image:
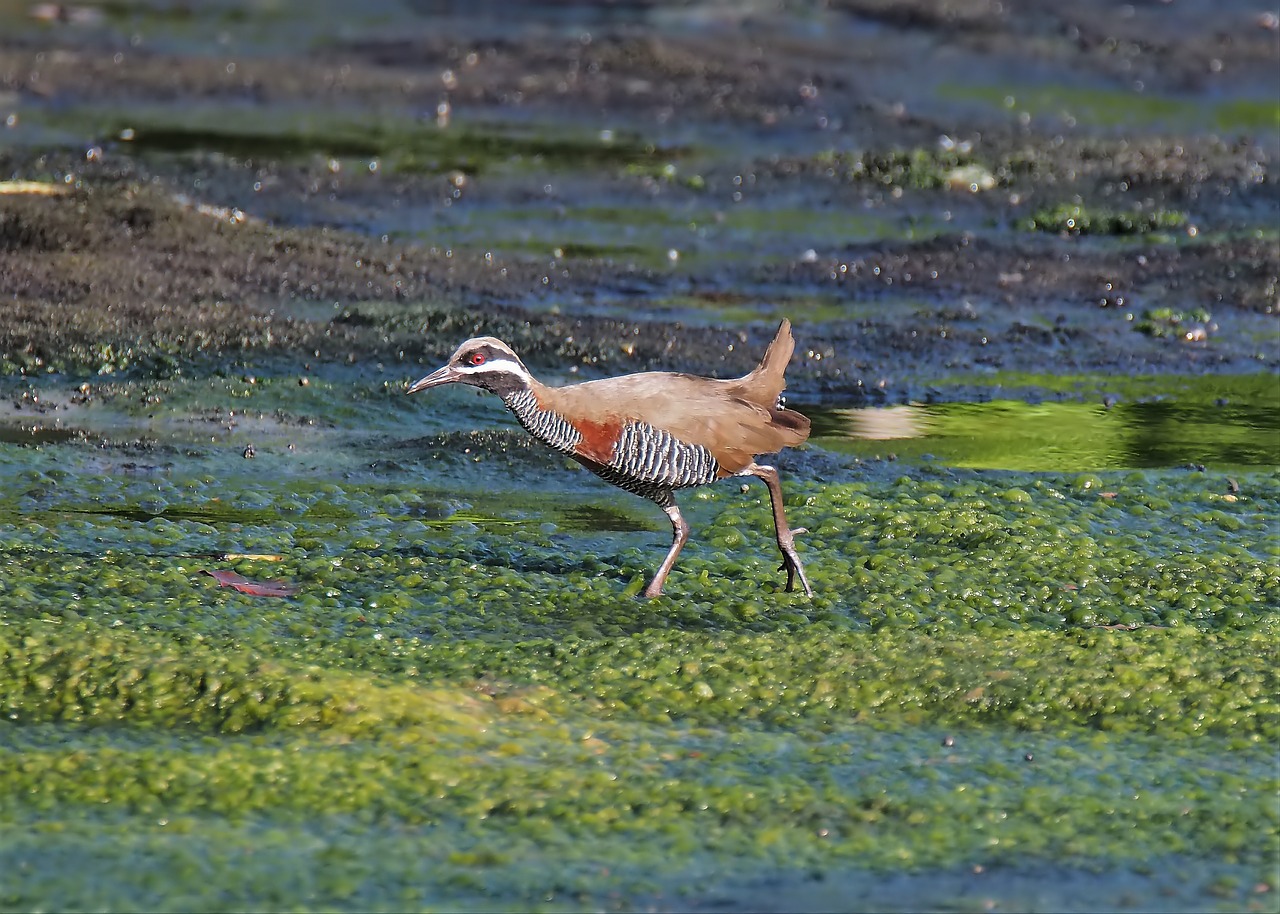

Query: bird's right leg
left=643, top=499, right=689, bottom=598
left=744, top=462, right=813, bottom=597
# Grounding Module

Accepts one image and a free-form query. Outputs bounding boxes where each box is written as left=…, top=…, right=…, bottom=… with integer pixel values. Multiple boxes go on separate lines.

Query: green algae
left=1, top=401, right=1276, bottom=907
left=1134, top=306, right=1215, bottom=339
left=812, top=146, right=1002, bottom=192
left=0, top=618, right=1276, bottom=910
left=622, top=160, right=707, bottom=191
left=399, top=203, right=920, bottom=271
left=87, top=108, right=678, bottom=176
left=938, top=83, right=1280, bottom=133
left=929, top=371, right=1278, bottom=407
left=0, top=407, right=1276, bottom=909
left=1025, top=203, right=1188, bottom=237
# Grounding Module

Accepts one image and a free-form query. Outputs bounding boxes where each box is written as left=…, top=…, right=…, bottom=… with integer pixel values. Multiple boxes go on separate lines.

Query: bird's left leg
left=643, top=495, right=689, bottom=599
left=743, top=463, right=813, bottom=597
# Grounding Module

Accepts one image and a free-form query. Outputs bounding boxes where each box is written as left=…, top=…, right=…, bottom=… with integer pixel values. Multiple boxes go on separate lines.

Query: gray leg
left=744, top=463, right=813, bottom=597
left=644, top=502, right=689, bottom=598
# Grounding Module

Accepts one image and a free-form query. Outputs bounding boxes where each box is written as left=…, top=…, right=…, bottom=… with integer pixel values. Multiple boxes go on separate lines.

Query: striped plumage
left=505, top=389, right=722, bottom=504
left=407, top=320, right=812, bottom=597
left=504, top=389, right=582, bottom=454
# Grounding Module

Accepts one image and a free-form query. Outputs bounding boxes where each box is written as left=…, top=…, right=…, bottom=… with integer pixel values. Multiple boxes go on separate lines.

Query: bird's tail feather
left=737, top=319, right=795, bottom=407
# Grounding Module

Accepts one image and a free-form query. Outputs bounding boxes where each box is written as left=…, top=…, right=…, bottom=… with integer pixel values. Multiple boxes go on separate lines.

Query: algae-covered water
left=0, top=367, right=1275, bottom=912
left=1, top=0, right=1278, bottom=911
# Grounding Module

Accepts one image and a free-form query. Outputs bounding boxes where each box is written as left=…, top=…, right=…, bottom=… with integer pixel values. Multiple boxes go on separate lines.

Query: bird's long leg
left=744, top=463, right=813, bottom=597
left=643, top=499, right=689, bottom=598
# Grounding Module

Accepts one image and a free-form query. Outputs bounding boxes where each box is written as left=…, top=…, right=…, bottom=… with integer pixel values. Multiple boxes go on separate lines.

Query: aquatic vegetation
left=807, top=375, right=1276, bottom=472
left=814, top=147, right=1005, bottom=192
left=94, top=110, right=680, bottom=177
left=0, top=404, right=1275, bottom=908
left=938, top=83, right=1280, bottom=133
left=1135, top=306, right=1215, bottom=339
left=622, top=160, right=707, bottom=190
left=1025, top=203, right=1188, bottom=236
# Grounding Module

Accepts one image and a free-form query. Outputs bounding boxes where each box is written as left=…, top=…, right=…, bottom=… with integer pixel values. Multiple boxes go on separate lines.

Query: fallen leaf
left=203, top=569, right=297, bottom=597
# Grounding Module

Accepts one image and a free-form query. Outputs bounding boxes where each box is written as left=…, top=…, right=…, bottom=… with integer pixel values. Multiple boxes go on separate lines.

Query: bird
left=406, top=319, right=812, bottom=598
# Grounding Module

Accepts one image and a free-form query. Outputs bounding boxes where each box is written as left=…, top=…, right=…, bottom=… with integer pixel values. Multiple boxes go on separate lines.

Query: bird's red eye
left=468, top=351, right=486, bottom=366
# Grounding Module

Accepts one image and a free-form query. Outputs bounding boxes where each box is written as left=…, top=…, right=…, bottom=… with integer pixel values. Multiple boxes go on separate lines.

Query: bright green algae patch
left=0, top=430, right=1277, bottom=909
left=808, top=379, right=1278, bottom=472
left=0, top=624, right=1276, bottom=910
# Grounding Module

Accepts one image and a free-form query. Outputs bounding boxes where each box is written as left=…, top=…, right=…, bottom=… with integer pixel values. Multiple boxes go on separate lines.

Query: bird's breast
left=572, top=415, right=624, bottom=464
left=505, top=389, right=583, bottom=454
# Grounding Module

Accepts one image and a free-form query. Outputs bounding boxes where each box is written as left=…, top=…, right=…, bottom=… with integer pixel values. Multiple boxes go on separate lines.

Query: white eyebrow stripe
left=458, top=357, right=529, bottom=378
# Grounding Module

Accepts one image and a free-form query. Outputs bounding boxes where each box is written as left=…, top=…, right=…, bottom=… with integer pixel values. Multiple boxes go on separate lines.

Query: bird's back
left=539, top=321, right=809, bottom=475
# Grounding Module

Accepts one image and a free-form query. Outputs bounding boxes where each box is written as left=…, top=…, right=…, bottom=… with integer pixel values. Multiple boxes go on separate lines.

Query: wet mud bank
left=1, top=0, right=1276, bottom=398
left=0, top=149, right=1274, bottom=402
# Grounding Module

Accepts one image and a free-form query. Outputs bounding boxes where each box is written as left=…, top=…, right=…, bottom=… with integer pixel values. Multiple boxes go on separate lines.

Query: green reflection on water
left=808, top=386, right=1278, bottom=472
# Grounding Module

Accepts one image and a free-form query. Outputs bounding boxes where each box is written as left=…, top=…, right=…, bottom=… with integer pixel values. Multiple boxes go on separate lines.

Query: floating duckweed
left=0, top=426, right=1275, bottom=909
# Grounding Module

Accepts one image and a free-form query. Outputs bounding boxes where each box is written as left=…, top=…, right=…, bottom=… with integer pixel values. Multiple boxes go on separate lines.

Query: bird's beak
left=406, top=365, right=459, bottom=395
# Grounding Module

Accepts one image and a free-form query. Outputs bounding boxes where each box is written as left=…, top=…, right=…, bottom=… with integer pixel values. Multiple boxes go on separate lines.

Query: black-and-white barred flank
left=504, top=390, right=581, bottom=453
left=591, top=464, right=678, bottom=508
left=502, top=390, right=720, bottom=507
left=611, top=423, right=719, bottom=491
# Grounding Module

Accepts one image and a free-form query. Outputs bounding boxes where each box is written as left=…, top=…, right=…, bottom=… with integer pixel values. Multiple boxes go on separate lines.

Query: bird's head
left=406, top=337, right=533, bottom=398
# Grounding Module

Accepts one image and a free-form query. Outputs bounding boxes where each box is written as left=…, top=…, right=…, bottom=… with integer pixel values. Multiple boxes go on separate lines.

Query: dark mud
left=1, top=0, right=1276, bottom=399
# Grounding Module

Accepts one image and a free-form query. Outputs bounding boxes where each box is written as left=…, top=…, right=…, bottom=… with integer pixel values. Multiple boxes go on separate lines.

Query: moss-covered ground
left=0, top=370, right=1276, bottom=911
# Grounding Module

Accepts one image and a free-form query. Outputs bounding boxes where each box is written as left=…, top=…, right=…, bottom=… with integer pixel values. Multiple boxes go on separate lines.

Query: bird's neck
left=501, top=380, right=581, bottom=455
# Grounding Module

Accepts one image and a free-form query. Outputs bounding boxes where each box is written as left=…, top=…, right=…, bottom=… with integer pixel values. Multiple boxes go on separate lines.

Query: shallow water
left=807, top=374, right=1279, bottom=472
left=0, top=363, right=1276, bottom=910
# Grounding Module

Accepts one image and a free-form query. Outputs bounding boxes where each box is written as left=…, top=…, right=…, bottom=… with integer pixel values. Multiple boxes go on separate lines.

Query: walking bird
left=407, top=320, right=812, bottom=597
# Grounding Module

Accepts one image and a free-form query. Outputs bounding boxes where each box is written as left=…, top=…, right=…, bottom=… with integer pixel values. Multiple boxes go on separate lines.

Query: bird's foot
left=778, top=554, right=813, bottom=596
left=776, top=529, right=813, bottom=597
